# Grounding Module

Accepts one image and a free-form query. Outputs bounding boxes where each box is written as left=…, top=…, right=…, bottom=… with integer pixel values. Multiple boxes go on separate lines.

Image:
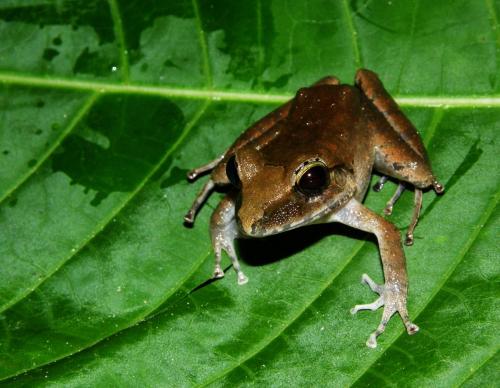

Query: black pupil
left=297, top=165, right=328, bottom=195
left=226, top=155, right=240, bottom=187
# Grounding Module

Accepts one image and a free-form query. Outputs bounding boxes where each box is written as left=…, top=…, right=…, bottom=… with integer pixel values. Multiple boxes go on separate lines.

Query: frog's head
left=226, top=145, right=356, bottom=237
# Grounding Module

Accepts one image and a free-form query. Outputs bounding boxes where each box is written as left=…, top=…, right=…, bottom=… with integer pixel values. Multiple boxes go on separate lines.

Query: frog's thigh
left=355, top=69, right=428, bottom=160
left=210, top=194, right=248, bottom=285
left=373, top=135, right=435, bottom=189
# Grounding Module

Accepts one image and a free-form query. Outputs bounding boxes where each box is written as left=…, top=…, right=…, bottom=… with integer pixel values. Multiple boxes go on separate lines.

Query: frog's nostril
left=236, top=213, right=252, bottom=236
left=246, top=221, right=261, bottom=236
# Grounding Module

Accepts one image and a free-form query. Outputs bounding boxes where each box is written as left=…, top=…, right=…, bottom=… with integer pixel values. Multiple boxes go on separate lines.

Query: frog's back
left=258, top=85, right=375, bottom=196
left=211, top=83, right=377, bottom=198
left=286, top=84, right=370, bottom=145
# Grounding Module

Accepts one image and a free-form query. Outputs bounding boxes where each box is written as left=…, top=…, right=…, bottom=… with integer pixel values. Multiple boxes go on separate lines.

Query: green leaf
left=0, top=0, right=498, bottom=386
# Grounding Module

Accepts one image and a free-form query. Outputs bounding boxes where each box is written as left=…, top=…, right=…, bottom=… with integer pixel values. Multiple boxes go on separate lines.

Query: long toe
left=361, top=273, right=384, bottom=295
left=237, top=272, right=249, bottom=285
left=213, top=266, right=225, bottom=279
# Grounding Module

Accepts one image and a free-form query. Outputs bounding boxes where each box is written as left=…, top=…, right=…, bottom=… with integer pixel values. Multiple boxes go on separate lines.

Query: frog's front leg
left=210, top=193, right=248, bottom=285
left=187, top=155, right=224, bottom=181
left=329, top=198, right=419, bottom=348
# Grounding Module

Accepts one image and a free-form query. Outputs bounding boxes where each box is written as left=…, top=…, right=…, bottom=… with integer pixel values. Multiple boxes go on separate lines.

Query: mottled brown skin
left=184, top=69, right=443, bottom=348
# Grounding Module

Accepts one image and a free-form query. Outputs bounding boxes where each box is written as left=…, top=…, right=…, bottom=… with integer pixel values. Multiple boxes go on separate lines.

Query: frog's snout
left=236, top=210, right=262, bottom=237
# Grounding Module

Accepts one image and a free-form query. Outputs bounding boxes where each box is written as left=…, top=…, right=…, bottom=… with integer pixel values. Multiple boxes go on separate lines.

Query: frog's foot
left=373, top=179, right=406, bottom=216
left=213, top=264, right=248, bottom=285
left=351, top=274, right=419, bottom=348
left=403, top=180, right=444, bottom=245
left=213, top=264, right=225, bottom=279
left=383, top=183, right=406, bottom=215
left=373, top=176, right=389, bottom=192
left=404, top=189, right=423, bottom=246
left=213, top=245, right=249, bottom=285
left=237, top=272, right=249, bottom=285
left=378, top=183, right=424, bottom=246
left=433, top=180, right=445, bottom=194
left=227, top=249, right=249, bottom=285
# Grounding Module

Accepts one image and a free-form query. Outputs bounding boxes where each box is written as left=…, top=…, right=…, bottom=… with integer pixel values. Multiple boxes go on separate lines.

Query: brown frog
left=184, top=69, right=444, bottom=348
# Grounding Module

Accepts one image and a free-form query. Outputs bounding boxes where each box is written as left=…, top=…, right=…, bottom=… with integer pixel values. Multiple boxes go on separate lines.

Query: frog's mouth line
left=241, top=192, right=351, bottom=238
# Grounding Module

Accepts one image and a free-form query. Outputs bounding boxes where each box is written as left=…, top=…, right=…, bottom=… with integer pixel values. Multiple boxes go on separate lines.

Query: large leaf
left=0, top=0, right=498, bottom=385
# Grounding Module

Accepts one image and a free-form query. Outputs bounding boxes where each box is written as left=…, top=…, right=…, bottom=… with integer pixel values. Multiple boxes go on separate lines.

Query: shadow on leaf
left=238, top=222, right=373, bottom=267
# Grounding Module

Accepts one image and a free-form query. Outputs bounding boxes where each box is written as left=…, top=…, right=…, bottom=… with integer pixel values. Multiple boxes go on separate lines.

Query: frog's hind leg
left=405, top=188, right=423, bottom=245
left=383, top=183, right=405, bottom=215
left=371, top=134, right=440, bottom=245
left=210, top=194, right=248, bottom=285
left=383, top=184, right=424, bottom=246
left=356, top=69, right=444, bottom=241
left=356, top=68, right=444, bottom=193
left=373, top=175, right=389, bottom=192
left=356, top=69, right=430, bottom=163
left=375, top=180, right=421, bottom=246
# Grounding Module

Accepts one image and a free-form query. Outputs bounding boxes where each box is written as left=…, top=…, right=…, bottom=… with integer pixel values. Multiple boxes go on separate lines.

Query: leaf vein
left=0, top=93, right=98, bottom=206
left=341, top=0, right=363, bottom=68
left=191, top=0, right=213, bottom=87
left=486, top=0, right=500, bottom=89
left=394, top=0, right=420, bottom=93
left=458, top=349, right=499, bottom=386
left=0, top=100, right=210, bottom=314
left=108, top=0, right=130, bottom=83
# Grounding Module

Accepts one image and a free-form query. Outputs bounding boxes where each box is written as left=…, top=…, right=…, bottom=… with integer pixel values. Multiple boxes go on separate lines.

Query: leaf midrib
left=2, top=72, right=500, bottom=107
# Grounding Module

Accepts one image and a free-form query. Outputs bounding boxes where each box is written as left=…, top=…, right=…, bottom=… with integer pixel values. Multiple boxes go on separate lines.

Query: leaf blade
left=0, top=1, right=499, bottom=386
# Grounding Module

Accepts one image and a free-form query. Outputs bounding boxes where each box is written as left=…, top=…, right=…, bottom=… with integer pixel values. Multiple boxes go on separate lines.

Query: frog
left=183, top=69, right=444, bottom=348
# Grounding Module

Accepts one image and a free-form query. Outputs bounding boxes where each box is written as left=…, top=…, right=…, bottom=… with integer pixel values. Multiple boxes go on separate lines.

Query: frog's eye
left=295, top=160, right=330, bottom=196
left=226, top=155, right=241, bottom=187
